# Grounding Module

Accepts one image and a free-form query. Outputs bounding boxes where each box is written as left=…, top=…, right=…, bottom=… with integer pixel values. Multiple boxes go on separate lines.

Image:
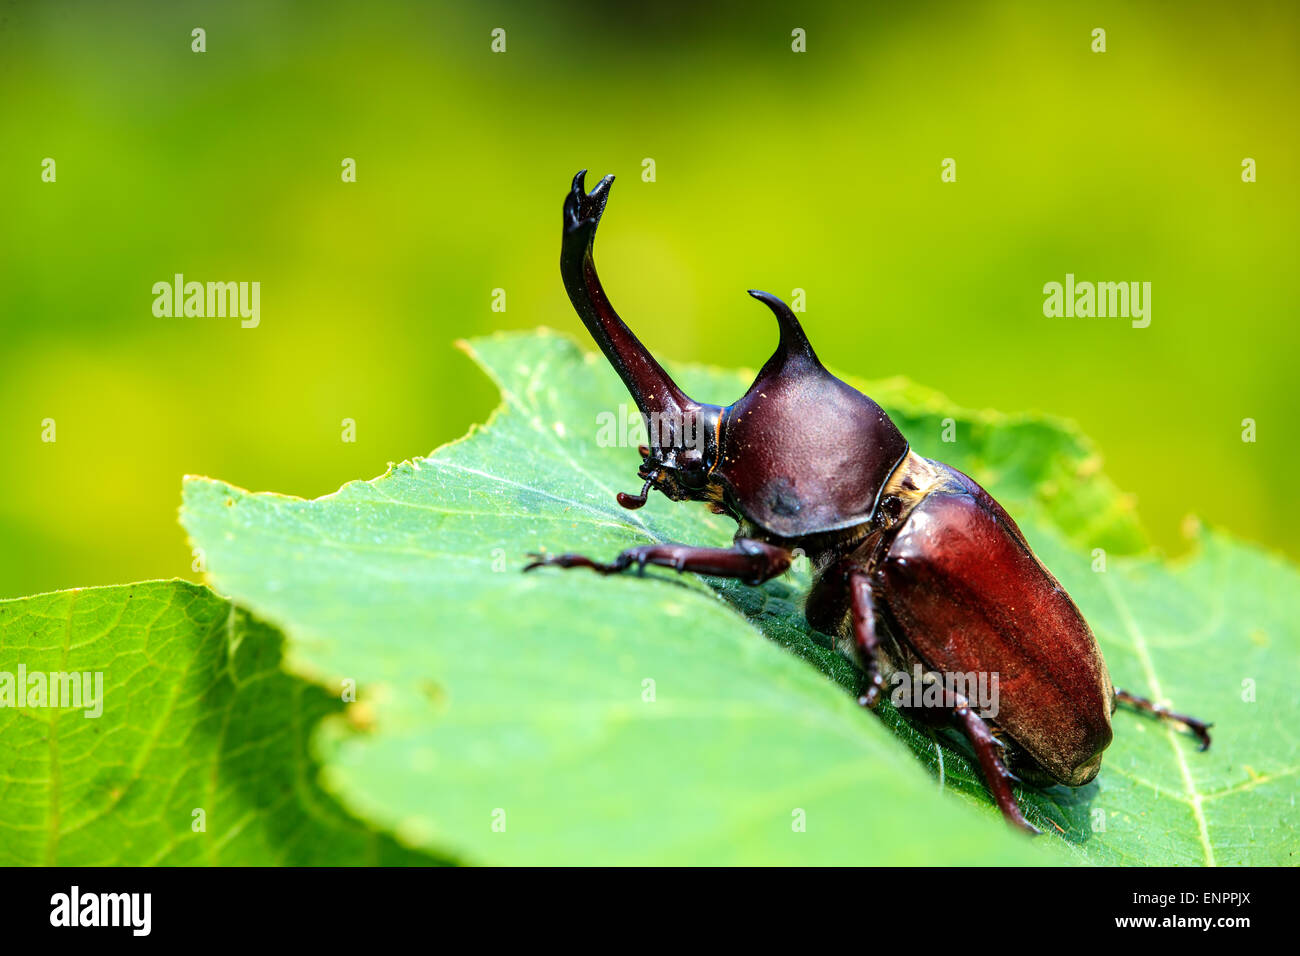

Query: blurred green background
left=1, top=0, right=1296, bottom=598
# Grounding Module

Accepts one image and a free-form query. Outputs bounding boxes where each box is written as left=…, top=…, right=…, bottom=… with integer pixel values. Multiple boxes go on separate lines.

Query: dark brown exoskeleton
left=527, top=171, right=1212, bottom=833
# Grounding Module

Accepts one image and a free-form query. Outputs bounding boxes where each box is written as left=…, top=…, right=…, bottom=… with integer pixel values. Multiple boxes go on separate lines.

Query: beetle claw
left=857, top=673, right=883, bottom=709
left=1191, top=723, right=1213, bottom=751
left=523, top=552, right=624, bottom=575
left=1016, top=818, right=1043, bottom=837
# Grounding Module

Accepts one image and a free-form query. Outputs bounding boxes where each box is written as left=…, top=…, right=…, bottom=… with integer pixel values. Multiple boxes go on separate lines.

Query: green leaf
left=0, top=580, right=440, bottom=865
left=181, top=331, right=1299, bottom=865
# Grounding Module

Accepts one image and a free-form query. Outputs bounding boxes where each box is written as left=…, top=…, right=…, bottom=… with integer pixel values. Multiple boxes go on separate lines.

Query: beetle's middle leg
left=1114, top=688, right=1213, bottom=750
left=525, top=538, right=792, bottom=586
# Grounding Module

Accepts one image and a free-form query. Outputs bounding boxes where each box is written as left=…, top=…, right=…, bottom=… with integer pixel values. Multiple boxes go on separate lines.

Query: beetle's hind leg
left=950, top=696, right=1041, bottom=835
left=1115, top=688, right=1212, bottom=751
left=524, top=538, right=792, bottom=586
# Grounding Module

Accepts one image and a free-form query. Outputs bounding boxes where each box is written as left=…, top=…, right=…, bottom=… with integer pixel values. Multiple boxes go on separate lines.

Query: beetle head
left=561, top=171, right=908, bottom=533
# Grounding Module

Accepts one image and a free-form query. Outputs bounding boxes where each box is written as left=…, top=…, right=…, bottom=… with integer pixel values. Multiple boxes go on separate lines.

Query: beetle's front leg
left=950, top=695, right=1041, bottom=836
left=1115, top=688, right=1213, bottom=750
left=525, top=538, right=792, bottom=586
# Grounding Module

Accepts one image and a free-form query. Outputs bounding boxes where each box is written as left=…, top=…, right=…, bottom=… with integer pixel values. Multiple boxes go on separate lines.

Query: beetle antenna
left=616, top=473, right=657, bottom=510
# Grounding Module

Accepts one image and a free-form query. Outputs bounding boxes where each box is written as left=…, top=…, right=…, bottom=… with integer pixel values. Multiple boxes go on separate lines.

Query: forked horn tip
left=566, top=170, right=616, bottom=234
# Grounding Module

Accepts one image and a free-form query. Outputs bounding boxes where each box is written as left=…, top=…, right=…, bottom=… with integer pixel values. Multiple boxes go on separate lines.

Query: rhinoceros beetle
left=526, top=170, right=1211, bottom=833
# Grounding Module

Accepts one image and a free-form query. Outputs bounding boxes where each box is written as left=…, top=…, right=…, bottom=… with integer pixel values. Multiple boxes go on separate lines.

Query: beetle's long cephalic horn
left=561, top=171, right=699, bottom=432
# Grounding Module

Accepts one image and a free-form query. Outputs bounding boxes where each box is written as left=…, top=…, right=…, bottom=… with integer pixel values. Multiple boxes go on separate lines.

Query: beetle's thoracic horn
left=560, top=170, right=698, bottom=434
left=746, top=290, right=820, bottom=369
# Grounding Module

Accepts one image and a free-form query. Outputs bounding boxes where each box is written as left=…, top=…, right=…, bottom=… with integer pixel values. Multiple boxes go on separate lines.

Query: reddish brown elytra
left=525, top=171, right=1212, bottom=834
